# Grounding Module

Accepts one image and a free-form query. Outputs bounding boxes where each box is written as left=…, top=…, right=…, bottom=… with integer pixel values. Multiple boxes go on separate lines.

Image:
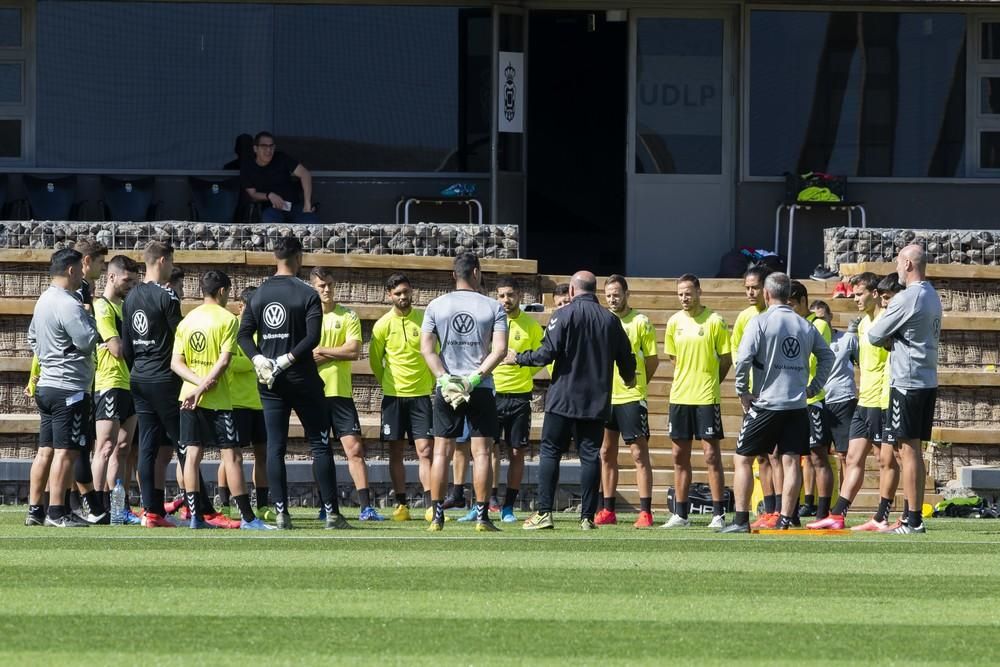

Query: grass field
left=2, top=508, right=999, bottom=666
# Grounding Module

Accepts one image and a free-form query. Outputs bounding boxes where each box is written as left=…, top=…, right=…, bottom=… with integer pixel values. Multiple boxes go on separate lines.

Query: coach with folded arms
left=724, top=272, right=833, bottom=533
left=511, top=271, right=636, bottom=531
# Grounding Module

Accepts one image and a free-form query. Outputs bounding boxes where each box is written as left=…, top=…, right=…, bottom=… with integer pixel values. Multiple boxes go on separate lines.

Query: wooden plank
left=0, top=358, right=31, bottom=372
left=931, top=428, right=1000, bottom=445
left=0, top=248, right=247, bottom=265
left=938, top=371, right=1000, bottom=387
left=839, top=262, right=1000, bottom=281
left=245, top=251, right=537, bottom=274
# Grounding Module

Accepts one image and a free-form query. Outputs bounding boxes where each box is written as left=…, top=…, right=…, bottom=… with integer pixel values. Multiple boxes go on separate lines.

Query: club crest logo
left=132, top=310, right=149, bottom=336
left=190, top=331, right=207, bottom=353
left=504, top=61, right=517, bottom=122
left=263, top=302, right=287, bottom=329
left=781, top=336, right=800, bottom=359
left=452, top=312, right=476, bottom=335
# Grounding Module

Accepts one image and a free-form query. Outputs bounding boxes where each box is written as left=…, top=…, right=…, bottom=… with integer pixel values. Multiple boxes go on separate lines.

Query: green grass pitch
left=2, top=508, right=999, bottom=665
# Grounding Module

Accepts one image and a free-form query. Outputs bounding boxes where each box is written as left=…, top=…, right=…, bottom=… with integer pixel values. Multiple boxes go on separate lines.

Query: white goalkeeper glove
left=437, top=374, right=470, bottom=408
left=252, top=355, right=277, bottom=389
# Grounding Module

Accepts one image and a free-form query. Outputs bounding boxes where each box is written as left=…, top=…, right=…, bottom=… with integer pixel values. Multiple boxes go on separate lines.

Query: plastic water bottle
left=110, top=479, right=125, bottom=526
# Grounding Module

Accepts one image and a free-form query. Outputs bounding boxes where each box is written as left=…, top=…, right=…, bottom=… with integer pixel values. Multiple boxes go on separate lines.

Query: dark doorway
left=527, top=11, right=628, bottom=276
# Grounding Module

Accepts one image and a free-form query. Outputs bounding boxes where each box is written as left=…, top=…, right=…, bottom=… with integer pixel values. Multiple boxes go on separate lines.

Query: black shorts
left=824, top=399, right=857, bottom=453
left=94, top=388, right=135, bottom=423
left=35, top=387, right=93, bottom=450
left=381, top=395, right=433, bottom=442
left=179, top=408, right=239, bottom=448
left=327, top=396, right=362, bottom=438
left=432, top=387, right=498, bottom=439
left=886, top=387, right=937, bottom=442
left=881, top=409, right=896, bottom=447
left=807, top=403, right=832, bottom=451
left=234, top=408, right=266, bottom=447
left=496, top=392, right=532, bottom=449
left=849, top=405, right=883, bottom=445
left=669, top=404, right=724, bottom=441
left=606, top=401, right=650, bottom=444
left=736, top=407, right=809, bottom=457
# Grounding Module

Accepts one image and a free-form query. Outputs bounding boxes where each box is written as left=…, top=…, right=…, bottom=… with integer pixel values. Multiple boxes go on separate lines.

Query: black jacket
left=516, top=293, right=635, bottom=420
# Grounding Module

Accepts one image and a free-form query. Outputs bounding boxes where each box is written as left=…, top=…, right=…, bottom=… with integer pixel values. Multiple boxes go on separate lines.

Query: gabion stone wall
left=0, top=221, right=520, bottom=258
left=824, top=227, right=1000, bottom=268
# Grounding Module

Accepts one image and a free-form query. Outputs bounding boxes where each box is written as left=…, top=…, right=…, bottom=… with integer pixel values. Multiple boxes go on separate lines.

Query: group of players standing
left=23, top=235, right=941, bottom=534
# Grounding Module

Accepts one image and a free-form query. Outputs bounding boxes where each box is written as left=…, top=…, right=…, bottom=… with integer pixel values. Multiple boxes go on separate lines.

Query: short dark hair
left=877, top=274, right=903, bottom=295
left=553, top=283, right=569, bottom=297
left=809, top=299, right=831, bottom=314
left=849, top=272, right=879, bottom=292
left=74, top=238, right=108, bottom=260
left=789, top=280, right=808, bottom=303
left=168, top=266, right=185, bottom=285
left=495, top=274, right=518, bottom=292
left=677, top=273, right=700, bottom=289
left=605, top=274, right=629, bottom=291
left=745, top=265, right=772, bottom=283
left=385, top=272, right=410, bottom=292
left=453, top=252, right=480, bottom=282
left=239, top=286, right=257, bottom=304
left=200, top=270, right=231, bottom=298
left=234, top=133, right=253, bottom=154
left=309, top=266, right=334, bottom=282
left=254, top=131, right=274, bottom=146
left=50, top=248, right=82, bottom=276
left=143, top=240, right=173, bottom=265
left=108, top=254, right=139, bottom=274
left=274, top=236, right=303, bottom=261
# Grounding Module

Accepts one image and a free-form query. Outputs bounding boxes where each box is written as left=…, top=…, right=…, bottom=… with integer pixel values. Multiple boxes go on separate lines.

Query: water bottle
left=110, top=479, right=125, bottom=526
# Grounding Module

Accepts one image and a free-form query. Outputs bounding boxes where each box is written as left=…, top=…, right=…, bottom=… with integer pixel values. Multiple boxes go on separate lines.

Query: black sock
left=817, top=496, right=831, bottom=520
left=712, top=500, right=725, bottom=516
left=257, top=487, right=269, bottom=508
left=186, top=491, right=200, bottom=518
left=84, top=490, right=105, bottom=515
left=908, top=509, right=923, bottom=528
left=735, top=510, right=749, bottom=526
left=395, top=492, right=408, bottom=506
left=490, top=487, right=499, bottom=500
left=29, top=504, right=43, bottom=517
left=504, top=488, right=519, bottom=509
left=775, top=494, right=783, bottom=511
left=640, top=497, right=652, bottom=513
left=445, top=483, right=454, bottom=498
left=604, top=496, right=616, bottom=512
left=676, top=500, right=690, bottom=519
left=903, top=499, right=910, bottom=516
left=423, top=490, right=432, bottom=507
left=763, top=494, right=776, bottom=514
left=779, top=514, right=794, bottom=527
left=43, top=491, right=50, bottom=509
left=218, top=486, right=231, bottom=507
left=475, top=502, right=488, bottom=521
left=69, top=490, right=82, bottom=512
left=234, top=494, right=256, bottom=523
left=103, top=491, right=112, bottom=511
left=359, top=488, right=371, bottom=508
left=874, top=497, right=893, bottom=523
left=804, top=494, right=815, bottom=506
left=457, top=484, right=467, bottom=501
left=153, top=488, right=167, bottom=515
left=48, top=504, right=66, bottom=520
left=432, top=500, right=444, bottom=524
left=831, top=497, right=850, bottom=516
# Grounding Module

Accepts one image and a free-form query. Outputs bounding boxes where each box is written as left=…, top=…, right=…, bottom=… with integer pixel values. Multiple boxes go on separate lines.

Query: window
left=0, top=2, right=27, bottom=162
left=748, top=11, right=967, bottom=178
left=35, top=2, right=490, bottom=172
left=974, top=20, right=1000, bottom=172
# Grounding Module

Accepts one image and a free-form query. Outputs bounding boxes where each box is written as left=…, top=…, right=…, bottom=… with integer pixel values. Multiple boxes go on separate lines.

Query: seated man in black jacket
left=507, top=271, right=636, bottom=530
left=240, top=131, right=318, bottom=225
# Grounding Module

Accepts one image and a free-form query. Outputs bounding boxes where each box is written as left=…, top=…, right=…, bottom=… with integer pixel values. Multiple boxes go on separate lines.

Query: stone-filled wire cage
left=824, top=228, right=1000, bottom=269
left=0, top=221, right=521, bottom=259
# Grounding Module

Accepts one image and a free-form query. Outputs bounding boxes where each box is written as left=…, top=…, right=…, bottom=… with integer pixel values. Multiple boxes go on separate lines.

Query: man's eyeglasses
left=256, top=143, right=276, bottom=150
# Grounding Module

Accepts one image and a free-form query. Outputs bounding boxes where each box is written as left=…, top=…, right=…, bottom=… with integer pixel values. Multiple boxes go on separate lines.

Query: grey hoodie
left=28, top=285, right=98, bottom=392
left=824, top=330, right=859, bottom=404
left=735, top=304, right=833, bottom=410
left=867, top=281, right=941, bottom=390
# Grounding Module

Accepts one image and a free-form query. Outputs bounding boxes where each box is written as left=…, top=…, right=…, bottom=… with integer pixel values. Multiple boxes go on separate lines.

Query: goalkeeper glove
left=275, top=353, right=294, bottom=373
left=847, top=317, right=862, bottom=335
left=252, top=355, right=276, bottom=388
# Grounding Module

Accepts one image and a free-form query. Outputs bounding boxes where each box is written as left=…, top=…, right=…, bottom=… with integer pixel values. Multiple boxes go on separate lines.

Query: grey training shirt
left=28, top=285, right=98, bottom=392
left=735, top=304, right=833, bottom=411
left=824, top=330, right=858, bottom=404
left=867, top=281, right=941, bottom=390
left=422, top=289, right=506, bottom=389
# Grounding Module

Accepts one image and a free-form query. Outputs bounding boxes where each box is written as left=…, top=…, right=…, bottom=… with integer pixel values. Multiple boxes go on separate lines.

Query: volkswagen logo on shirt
left=781, top=336, right=801, bottom=359
left=190, top=331, right=207, bottom=353
left=452, top=312, right=476, bottom=335
left=132, top=310, right=149, bottom=336
left=263, top=302, right=287, bottom=329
